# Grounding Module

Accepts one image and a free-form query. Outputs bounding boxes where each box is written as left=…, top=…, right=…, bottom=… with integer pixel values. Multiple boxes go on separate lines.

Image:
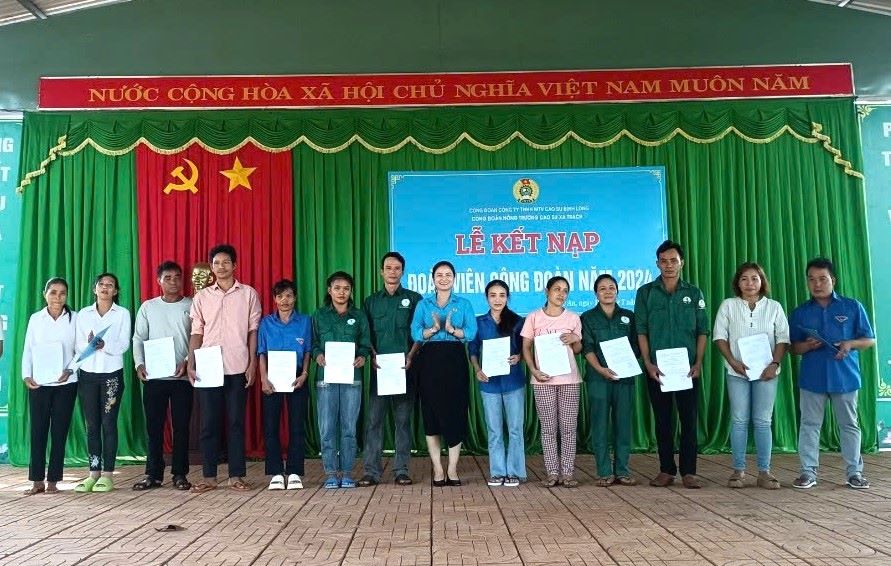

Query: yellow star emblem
left=219, top=157, right=256, bottom=192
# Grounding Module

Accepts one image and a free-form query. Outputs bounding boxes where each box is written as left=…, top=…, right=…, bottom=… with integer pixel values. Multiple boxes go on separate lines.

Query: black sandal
left=172, top=475, right=192, bottom=491
left=132, top=476, right=162, bottom=491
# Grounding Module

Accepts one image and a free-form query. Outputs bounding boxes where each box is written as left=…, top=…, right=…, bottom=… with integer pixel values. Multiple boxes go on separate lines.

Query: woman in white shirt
left=713, top=262, right=789, bottom=490
left=74, top=272, right=132, bottom=493
left=22, top=277, right=78, bottom=495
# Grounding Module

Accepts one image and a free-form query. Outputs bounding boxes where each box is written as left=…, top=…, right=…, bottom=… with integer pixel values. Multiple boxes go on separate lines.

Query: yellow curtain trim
left=17, top=122, right=863, bottom=193
left=810, top=122, right=865, bottom=180
left=15, top=135, right=68, bottom=194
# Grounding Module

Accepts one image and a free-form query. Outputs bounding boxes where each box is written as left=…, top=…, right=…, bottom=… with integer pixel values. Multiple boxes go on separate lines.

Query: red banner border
left=38, top=64, right=855, bottom=110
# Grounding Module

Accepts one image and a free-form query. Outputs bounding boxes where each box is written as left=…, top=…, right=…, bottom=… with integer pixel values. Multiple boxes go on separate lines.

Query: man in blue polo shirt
left=789, top=257, right=875, bottom=490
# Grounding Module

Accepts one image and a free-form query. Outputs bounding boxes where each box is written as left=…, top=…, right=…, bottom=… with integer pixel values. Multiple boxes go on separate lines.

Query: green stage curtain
left=10, top=98, right=876, bottom=466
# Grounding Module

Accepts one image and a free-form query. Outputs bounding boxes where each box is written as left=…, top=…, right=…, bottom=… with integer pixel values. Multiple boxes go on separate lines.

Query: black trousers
left=28, top=382, right=78, bottom=482
left=78, top=369, right=124, bottom=472
left=197, top=374, right=247, bottom=479
left=262, top=384, right=308, bottom=476
left=143, top=379, right=193, bottom=480
left=646, top=377, right=699, bottom=476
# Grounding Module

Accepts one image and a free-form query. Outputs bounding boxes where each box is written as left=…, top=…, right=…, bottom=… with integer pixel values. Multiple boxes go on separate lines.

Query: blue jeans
left=362, top=388, right=414, bottom=481
left=316, top=380, right=362, bottom=478
left=725, top=372, right=778, bottom=471
left=798, top=388, right=863, bottom=479
left=480, top=387, right=526, bottom=479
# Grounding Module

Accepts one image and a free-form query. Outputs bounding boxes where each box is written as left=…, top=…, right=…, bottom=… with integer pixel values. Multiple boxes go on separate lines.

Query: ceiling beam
left=15, top=0, right=48, bottom=19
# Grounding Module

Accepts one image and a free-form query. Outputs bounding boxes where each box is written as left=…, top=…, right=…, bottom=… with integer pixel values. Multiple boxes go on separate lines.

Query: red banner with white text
left=39, top=64, right=854, bottom=110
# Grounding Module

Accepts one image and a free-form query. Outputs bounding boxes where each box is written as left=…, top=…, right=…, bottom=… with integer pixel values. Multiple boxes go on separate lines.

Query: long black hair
left=485, top=279, right=519, bottom=336
left=43, top=277, right=73, bottom=321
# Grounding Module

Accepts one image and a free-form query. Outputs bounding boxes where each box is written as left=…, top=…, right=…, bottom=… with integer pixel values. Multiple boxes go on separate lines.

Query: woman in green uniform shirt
left=312, top=271, right=371, bottom=489
left=581, top=274, right=641, bottom=487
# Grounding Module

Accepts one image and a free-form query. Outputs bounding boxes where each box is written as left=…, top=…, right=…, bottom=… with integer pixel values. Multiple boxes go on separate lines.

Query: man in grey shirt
left=132, top=261, right=194, bottom=491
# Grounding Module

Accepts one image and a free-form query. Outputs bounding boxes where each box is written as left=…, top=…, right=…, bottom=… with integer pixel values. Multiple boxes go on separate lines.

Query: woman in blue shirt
left=411, top=260, right=478, bottom=486
left=468, top=280, right=526, bottom=487
left=258, top=279, right=312, bottom=491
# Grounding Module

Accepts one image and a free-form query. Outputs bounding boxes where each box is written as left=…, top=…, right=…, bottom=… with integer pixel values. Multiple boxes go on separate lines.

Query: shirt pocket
left=677, top=303, right=697, bottom=331
left=830, top=313, right=855, bottom=342
left=395, top=308, right=412, bottom=332
left=592, top=323, right=613, bottom=343
left=448, top=307, right=467, bottom=329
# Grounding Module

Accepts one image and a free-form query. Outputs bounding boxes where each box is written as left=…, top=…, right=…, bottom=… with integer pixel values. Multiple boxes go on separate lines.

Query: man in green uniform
left=358, top=252, right=422, bottom=486
left=634, top=240, right=709, bottom=489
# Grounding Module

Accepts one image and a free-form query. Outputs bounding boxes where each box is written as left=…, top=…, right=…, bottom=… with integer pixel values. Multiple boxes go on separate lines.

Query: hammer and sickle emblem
left=163, top=159, right=199, bottom=194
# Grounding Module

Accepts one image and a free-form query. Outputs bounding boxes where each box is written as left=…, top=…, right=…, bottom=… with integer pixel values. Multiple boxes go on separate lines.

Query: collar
left=85, top=302, right=120, bottom=313
left=210, top=279, right=242, bottom=293
left=378, top=285, right=406, bottom=297
left=323, top=304, right=355, bottom=316
left=595, top=303, right=620, bottom=319
left=40, top=307, right=70, bottom=321
left=653, top=276, right=691, bottom=291
left=428, top=292, right=458, bottom=306
left=808, top=291, right=841, bottom=307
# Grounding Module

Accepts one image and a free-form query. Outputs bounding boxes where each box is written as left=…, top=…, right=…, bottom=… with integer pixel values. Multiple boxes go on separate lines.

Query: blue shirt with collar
left=789, top=292, right=874, bottom=393
left=257, top=311, right=313, bottom=371
left=411, top=293, right=478, bottom=343
left=468, top=312, right=526, bottom=394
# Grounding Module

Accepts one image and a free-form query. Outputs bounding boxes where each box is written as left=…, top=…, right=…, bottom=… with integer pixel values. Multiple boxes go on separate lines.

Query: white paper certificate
left=737, top=333, right=773, bottom=381
left=655, top=347, right=693, bottom=392
left=376, top=352, right=407, bottom=396
left=534, top=333, right=571, bottom=376
left=194, top=345, right=224, bottom=388
left=324, top=341, right=356, bottom=384
left=144, top=336, right=176, bottom=379
left=33, top=342, right=64, bottom=385
left=482, top=337, right=511, bottom=377
left=267, top=350, right=297, bottom=392
left=599, top=336, right=641, bottom=379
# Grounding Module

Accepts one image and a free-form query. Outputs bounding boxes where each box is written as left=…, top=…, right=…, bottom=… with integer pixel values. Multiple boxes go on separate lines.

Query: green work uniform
left=581, top=304, right=640, bottom=478
left=634, top=276, right=710, bottom=363
left=311, top=305, right=372, bottom=383
left=363, top=285, right=422, bottom=392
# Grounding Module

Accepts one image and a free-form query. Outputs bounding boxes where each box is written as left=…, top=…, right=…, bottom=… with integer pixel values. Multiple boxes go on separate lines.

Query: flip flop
left=228, top=478, right=251, bottom=491
left=189, top=482, right=217, bottom=494
left=132, top=476, right=162, bottom=491
left=92, top=477, right=114, bottom=492
left=74, top=476, right=98, bottom=493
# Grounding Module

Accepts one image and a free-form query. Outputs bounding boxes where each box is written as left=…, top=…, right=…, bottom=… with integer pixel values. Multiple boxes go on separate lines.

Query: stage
left=0, top=453, right=888, bottom=565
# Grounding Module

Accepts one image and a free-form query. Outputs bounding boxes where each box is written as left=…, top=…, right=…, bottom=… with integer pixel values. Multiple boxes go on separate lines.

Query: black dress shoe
left=357, top=475, right=378, bottom=487
left=395, top=474, right=413, bottom=486
left=431, top=478, right=446, bottom=487
left=446, top=477, right=462, bottom=487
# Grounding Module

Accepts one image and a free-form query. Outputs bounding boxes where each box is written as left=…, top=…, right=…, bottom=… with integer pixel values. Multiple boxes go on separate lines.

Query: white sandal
left=286, top=474, right=303, bottom=490
left=268, top=475, right=285, bottom=490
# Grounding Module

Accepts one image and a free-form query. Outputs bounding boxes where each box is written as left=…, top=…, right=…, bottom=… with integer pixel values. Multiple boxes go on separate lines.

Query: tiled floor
left=0, top=452, right=888, bottom=565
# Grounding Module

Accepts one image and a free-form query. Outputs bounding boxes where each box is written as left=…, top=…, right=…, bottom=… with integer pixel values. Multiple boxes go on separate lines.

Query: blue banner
left=0, top=120, right=22, bottom=464
left=860, top=105, right=891, bottom=450
left=390, top=168, right=667, bottom=315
